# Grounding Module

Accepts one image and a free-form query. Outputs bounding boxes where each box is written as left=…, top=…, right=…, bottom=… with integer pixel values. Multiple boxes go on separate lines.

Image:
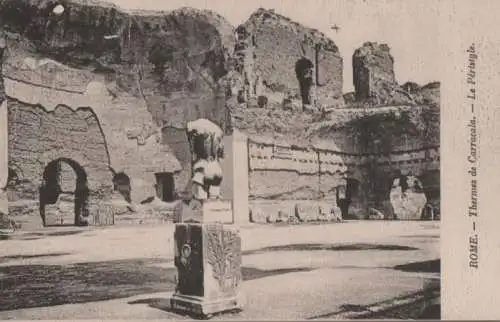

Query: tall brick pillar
left=0, top=35, right=7, bottom=214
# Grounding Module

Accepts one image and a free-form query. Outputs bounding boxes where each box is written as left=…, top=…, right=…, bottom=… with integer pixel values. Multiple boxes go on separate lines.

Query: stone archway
left=389, top=174, right=427, bottom=220
left=39, top=158, right=89, bottom=227
left=295, top=57, right=314, bottom=108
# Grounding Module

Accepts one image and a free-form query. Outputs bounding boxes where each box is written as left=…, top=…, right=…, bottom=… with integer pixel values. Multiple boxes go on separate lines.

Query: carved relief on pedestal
left=203, top=223, right=242, bottom=298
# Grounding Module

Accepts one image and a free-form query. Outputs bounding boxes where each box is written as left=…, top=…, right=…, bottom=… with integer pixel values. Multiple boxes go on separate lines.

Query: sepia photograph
left=0, top=0, right=441, bottom=320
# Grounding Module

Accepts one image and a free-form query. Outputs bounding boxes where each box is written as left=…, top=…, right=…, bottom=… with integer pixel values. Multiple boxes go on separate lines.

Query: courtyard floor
left=0, top=220, right=440, bottom=320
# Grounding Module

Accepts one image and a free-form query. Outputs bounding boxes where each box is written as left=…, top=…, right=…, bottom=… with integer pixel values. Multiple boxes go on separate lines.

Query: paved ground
left=0, top=221, right=440, bottom=320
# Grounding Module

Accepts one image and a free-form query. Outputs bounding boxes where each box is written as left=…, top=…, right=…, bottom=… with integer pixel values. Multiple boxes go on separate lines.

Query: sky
left=108, top=0, right=441, bottom=93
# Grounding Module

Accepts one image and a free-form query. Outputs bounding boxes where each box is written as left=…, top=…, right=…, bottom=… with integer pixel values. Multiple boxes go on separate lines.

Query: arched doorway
left=295, top=57, right=314, bottom=109
left=39, top=158, right=89, bottom=227
left=389, top=174, right=427, bottom=220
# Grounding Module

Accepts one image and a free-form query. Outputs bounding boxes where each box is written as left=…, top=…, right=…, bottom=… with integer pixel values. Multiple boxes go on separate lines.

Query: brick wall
left=162, top=126, right=192, bottom=195
left=8, top=100, right=112, bottom=200
left=247, top=138, right=439, bottom=220
left=243, top=9, right=343, bottom=102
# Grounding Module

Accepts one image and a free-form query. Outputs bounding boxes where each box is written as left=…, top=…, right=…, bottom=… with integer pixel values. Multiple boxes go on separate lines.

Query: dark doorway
left=346, top=178, right=360, bottom=200
left=39, top=158, right=89, bottom=227
left=113, top=172, right=131, bottom=203
left=336, top=178, right=361, bottom=219
left=155, top=173, right=175, bottom=202
left=295, top=57, right=314, bottom=107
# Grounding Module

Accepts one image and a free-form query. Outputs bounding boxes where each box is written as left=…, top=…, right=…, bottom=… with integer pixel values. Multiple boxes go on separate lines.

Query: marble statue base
left=173, top=199, right=233, bottom=224
left=170, top=222, right=244, bottom=318
left=170, top=293, right=244, bottom=318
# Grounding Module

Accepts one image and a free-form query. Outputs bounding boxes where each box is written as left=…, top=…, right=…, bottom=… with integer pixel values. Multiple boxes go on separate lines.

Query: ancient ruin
left=353, top=42, right=397, bottom=104
left=0, top=1, right=440, bottom=228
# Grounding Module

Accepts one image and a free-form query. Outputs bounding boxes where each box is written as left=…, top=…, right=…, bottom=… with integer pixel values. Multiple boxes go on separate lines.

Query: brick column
left=0, top=35, right=7, bottom=214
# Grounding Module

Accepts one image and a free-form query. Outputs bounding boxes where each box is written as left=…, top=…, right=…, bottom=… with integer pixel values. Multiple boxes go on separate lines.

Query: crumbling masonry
left=0, top=1, right=439, bottom=228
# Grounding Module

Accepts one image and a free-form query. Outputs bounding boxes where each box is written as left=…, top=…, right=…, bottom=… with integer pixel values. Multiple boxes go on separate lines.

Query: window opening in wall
left=113, top=172, right=131, bottom=203
left=7, top=167, right=20, bottom=187
left=295, top=57, right=314, bottom=107
left=155, top=172, right=175, bottom=202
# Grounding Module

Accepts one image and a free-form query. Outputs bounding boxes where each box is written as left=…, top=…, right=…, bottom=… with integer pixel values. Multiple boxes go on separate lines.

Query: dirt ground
left=0, top=221, right=440, bottom=320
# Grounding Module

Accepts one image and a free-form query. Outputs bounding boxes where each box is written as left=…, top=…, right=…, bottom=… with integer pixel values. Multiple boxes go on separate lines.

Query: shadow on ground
left=0, top=258, right=312, bottom=311
left=0, top=252, right=72, bottom=264
left=16, top=230, right=86, bottom=240
left=394, top=259, right=440, bottom=274
left=1, top=230, right=87, bottom=241
left=244, top=243, right=418, bottom=255
left=307, top=259, right=441, bottom=320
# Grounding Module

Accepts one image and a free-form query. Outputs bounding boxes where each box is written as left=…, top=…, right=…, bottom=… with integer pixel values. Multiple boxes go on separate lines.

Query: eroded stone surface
left=353, top=42, right=397, bottom=104
left=2, top=0, right=235, bottom=213
left=238, top=8, right=343, bottom=109
left=1, top=0, right=440, bottom=224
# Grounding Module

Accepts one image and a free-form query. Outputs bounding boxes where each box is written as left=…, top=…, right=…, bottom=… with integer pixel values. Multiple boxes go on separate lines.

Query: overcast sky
left=108, top=0, right=441, bottom=92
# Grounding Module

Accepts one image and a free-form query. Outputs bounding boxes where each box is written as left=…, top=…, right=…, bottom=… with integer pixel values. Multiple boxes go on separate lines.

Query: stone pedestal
left=170, top=221, right=244, bottom=317
left=171, top=118, right=244, bottom=318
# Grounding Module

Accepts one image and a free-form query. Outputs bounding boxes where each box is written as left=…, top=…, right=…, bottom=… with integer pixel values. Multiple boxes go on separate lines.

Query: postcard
left=0, top=0, right=498, bottom=320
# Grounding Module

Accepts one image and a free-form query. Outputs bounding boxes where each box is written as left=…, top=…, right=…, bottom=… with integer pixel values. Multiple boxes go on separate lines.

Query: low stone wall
left=247, top=137, right=439, bottom=221
left=249, top=199, right=342, bottom=223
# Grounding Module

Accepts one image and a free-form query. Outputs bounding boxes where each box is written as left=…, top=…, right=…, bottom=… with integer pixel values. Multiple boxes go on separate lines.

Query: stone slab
left=174, top=200, right=234, bottom=224
left=170, top=293, right=244, bottom=317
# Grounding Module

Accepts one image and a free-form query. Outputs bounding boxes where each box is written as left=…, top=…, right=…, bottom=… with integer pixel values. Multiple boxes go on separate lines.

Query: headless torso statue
left=188, top=119, right=224, bottom=202
left=175, top=119, right=225, bottom=223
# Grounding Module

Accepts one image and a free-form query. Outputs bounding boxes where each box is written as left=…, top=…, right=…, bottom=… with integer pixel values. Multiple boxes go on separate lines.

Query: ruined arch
left=39, top=157, right=89, bottom=227
left=37, top=148, right=110, bottom=192
left=295, top=57, right=314, bottom=107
